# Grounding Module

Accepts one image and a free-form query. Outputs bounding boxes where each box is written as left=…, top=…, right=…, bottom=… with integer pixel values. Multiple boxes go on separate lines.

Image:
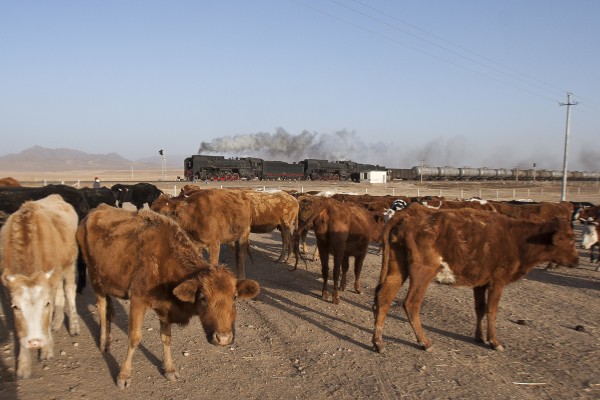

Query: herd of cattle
left=0, top=176, right=599, bottom=388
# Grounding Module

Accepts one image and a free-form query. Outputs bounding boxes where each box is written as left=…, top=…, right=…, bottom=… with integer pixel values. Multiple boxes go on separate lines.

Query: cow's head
left=1, top=270, right=54, bottom=350
left=579, top=218, right=599, bottom=250
left=549, top=220, right=579, bottom=268
left=150, top=194, right=181, bottom=217
left=172, top=266, right=259, bottom=346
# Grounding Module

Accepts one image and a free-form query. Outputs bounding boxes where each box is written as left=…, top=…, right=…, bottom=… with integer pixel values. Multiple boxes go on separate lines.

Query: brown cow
left=243, top=190, right=299, bottom=263
left=151, top=189, right=253, bottom=278
left=183, top=186, right=300, bottom=263
left=0, top=177, right=22, bottom=187
left=372, top=203, right=578, bottom=353
left=0, top=194, right=80, bottom=379
left=77, top=205, right=260, bottom=388
left=294, top=197, right=385, bottom=304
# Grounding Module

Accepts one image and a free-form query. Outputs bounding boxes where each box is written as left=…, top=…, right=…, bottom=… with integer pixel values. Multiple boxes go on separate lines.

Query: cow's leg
left=40, top=323, right=54, bottom=362
left=160, top=321, right=179, bottom=382
left=317, top=241, right=330, bottom=300
left=96, top=295, right=111, bottom=353
left=52, top=279, right=65, bottom=332
left=339, top=255, right=350, bottom=292
left=64, top=267, right=80, bottom=336
left=276, top=228, right=289, bottom=263
left=404, top=273, right=435, bottom=351
left=235, top=238, right=250, bottom=279
left=485, top=283, right=506, bottom=351
left=117, top=298, right=146, bottom=389
left=16, top=343, right=32, bottom=379
left=371, top=275, right=405, bottom=353
left=473, top=285, right=488, bottom=343
left=208, top=243, right=221, bottom=267
left=353, top=252, right=367, bottom=294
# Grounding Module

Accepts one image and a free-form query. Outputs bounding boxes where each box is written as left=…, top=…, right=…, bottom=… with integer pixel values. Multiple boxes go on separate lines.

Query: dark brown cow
left=0, top=177, right=22, bottom=187
left=77, top=205, right=260, bottom=388
left=151, top=189, right=253, bottom=278
left=294, top=197, right=385, bottom=304
left=489, top=201, right=573, bottom=222
left=372, top=203, right=578, bottom=352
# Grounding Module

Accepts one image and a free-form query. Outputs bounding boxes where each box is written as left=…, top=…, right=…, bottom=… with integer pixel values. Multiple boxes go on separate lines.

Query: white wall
left=362, top=171, right=387, bottom=183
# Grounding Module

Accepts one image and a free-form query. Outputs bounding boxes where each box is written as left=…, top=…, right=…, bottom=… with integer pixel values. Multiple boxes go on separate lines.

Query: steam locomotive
left=388, top=166, right=600, bottom=181
left=183, top=155, right=386, bottom=181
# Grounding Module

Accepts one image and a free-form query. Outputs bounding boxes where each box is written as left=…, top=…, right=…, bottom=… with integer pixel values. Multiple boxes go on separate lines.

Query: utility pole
left=559, top=92, right=578, bottom=201
left=159, top=149, right=166, bottom=181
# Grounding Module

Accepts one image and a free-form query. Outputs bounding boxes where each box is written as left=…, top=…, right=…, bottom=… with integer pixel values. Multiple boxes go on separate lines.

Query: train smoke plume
left=197, top=128, right=593, bottom=170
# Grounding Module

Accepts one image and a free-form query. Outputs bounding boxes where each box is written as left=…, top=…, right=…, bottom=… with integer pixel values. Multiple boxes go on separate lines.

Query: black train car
left=184, top=155, right=262, bottom=181
left=262, top=161, right=304, bottom=180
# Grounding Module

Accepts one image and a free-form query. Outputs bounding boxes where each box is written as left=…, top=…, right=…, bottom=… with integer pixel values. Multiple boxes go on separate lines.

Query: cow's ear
left=1, top=272, right=15, bottom=287
left=236, top=279, right=260, bottom=300
left=173, top=279, right=199, bottom=303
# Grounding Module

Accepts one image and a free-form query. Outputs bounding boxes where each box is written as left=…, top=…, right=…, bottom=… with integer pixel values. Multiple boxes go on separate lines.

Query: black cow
left=79, top=186, right=118, bottom=209
left=111, top=183, right=163, bottom=210
left=0, top=184, right=90, bottom=220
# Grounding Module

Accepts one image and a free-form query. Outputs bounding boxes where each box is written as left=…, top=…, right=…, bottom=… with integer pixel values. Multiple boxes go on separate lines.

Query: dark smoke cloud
left=197, top=128, right=597, bottom=171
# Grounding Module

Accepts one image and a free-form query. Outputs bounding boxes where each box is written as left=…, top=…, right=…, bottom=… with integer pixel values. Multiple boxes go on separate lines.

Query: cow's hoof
left=372, top=340, right=385, bottom=353
left=492, top=344, right=505, bottom=352
left=40, top=348, right=54, bottom=361
left=117, top=376, right=132, bottom=389
left=355, top=288, right=362, bottom=294
left=16, top=366, right=32, bottom=380
left=165, top=371, right=180, bottom=382
left=419, top=342, right=433, bottom=352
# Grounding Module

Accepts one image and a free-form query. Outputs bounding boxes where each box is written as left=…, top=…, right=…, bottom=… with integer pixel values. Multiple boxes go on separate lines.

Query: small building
left=359, top=170, right=387, bottom=184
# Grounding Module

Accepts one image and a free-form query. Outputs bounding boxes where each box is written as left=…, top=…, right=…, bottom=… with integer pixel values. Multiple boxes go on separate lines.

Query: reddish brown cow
left=372, top=203, right=578, bottom=353
left=0, top=177, right=22, bottom=187
left=77, top=205, right=260, bottom=388
left=151, top=190, right=253, bottom=278
left=294, top=197, right=385, bottom=304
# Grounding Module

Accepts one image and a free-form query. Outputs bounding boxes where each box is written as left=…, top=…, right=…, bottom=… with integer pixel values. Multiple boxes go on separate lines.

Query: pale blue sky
left=1, top=1, right=598, bottom=170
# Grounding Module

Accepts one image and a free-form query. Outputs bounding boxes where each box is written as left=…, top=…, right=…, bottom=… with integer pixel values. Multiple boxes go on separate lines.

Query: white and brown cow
left=372, top=203, right=579, bottom=353
left=77, top=205, right=260, bottom=388
left=0, top=194, right=80, bottom=379
left=579, top=218, right=600, bottom=271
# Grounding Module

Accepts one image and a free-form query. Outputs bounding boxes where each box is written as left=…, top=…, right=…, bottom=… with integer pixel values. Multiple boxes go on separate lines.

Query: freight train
left=388, top=166, right=600, bottom=181
left=183, top=155, right=387, bottom=181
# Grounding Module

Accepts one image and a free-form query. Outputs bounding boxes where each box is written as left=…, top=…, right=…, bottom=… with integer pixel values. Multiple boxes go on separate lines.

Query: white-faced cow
left=0, top=194, right=80, bottom=379
left=76, top=205, right=260, bottom=388
left=372, top=203, right=579, bottom=353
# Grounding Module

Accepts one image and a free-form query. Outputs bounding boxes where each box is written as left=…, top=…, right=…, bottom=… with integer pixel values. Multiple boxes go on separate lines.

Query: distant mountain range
left=0, top=146, right=186, bottom=171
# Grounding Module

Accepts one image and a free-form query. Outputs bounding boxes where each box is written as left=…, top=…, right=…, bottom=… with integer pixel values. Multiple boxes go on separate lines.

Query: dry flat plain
left=0, top=171, right=599, bottom=400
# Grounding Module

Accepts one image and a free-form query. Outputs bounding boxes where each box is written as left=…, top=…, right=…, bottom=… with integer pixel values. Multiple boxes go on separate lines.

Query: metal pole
left=560, top=93, right=578, bottom=201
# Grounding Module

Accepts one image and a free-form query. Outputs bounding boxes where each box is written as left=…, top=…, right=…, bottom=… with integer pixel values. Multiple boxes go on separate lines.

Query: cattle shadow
left=76, top=287, right=164, bottom=383
left=525, top=267, right=600, bottom=291
left=0, top=287, right=19, bottom=400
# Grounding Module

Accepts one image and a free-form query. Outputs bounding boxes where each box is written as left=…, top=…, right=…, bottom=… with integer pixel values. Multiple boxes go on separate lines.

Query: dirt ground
left=1, top=178, right=599, bottom=400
